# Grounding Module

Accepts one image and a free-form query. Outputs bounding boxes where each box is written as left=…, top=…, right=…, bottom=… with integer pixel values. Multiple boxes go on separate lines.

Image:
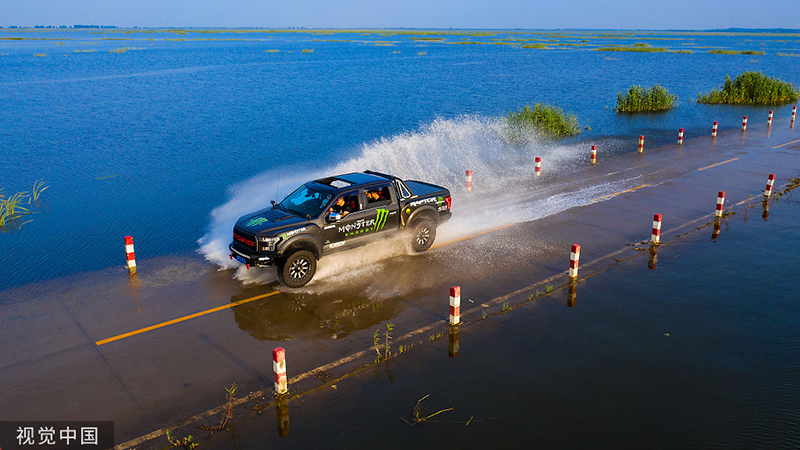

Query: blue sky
left=2, top=0, right=799, bottom=29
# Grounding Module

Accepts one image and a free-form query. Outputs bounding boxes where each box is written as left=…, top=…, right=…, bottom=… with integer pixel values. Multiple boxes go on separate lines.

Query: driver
left=330, top=197, right=352, bottom=217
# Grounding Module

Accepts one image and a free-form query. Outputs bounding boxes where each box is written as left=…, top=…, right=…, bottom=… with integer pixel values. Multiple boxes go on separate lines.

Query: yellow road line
left=772, top=139, right=800, bottom=149
left=95, top=291, right=279, bottom=346
left=431, top=223, right=515, bottom=250
left=591, top=184, right=650, bottom=203
left=698, top=157, right=739, bottom=171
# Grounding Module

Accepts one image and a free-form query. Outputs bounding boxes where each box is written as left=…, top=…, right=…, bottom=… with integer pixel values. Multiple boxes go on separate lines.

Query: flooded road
left=1, top=122, right=799, bottom=448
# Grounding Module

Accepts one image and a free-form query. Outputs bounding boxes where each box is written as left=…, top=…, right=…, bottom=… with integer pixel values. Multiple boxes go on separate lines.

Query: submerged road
left=1, top=120, right=798, bottom=449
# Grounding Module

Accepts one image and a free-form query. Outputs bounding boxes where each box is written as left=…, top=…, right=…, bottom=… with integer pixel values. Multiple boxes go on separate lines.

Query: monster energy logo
left=375, top=209, right=389, bottom=232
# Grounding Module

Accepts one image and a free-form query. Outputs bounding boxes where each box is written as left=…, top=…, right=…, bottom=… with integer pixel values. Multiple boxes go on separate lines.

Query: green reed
left=507, top=103, right=580, bottom=143
left=697, top=71, right=799, bottom=105
left=615, top=85, right=678, bottom=113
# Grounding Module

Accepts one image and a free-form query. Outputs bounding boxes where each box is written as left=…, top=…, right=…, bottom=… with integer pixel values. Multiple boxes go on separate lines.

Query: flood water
left=204, top=180, right=800, bottom=450
left=1, top=28, right=799, bottom=289
left=1, top=28, right=800, bottom=449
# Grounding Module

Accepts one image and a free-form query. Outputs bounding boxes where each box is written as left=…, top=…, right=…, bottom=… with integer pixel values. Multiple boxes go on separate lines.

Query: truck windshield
left=278, top=184, right=332, bottom=218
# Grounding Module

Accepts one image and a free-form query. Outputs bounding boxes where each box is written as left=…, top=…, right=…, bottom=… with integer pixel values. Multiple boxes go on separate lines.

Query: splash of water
left=198, top=115, right=627, bottom=285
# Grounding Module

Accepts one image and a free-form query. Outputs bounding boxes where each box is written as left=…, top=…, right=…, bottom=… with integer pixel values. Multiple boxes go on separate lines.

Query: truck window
left=365, top=185, right=392, bottom=208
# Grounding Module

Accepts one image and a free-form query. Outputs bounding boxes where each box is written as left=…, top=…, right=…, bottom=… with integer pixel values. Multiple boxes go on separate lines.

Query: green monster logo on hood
left=245, top=217, right=269, bottom=227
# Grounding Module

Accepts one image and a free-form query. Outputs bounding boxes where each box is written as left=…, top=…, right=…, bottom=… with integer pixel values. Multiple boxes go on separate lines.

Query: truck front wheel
left=278, top=250, right=317, bottom=288
left=410, top=219, right=436, bottom=252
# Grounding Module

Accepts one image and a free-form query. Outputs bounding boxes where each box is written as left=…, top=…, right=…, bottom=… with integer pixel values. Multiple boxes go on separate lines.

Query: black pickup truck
left=229, top=170, right=452, bottom=287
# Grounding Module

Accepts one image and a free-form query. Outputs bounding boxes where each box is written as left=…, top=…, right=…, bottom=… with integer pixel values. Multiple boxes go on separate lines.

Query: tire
left=409, top=219, right=436, bottom=252
left=278, top=250, right=317, bottom=288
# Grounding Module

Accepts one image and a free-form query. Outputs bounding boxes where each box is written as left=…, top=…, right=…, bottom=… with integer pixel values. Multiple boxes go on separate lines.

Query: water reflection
left=448, top=325, right=460, bottom=358
left=127, top=272, right=144, bottom=312
left=567, top=280, right=577, bottom=308
left=648, top=245, right=658, bottom=270
left=762, top=199, right=770, bottom=221
left=229, top=287, right=406, bottom=342
left=711, top=219, right=722, bottom=241
left=276, top=397, right=290, bottom=437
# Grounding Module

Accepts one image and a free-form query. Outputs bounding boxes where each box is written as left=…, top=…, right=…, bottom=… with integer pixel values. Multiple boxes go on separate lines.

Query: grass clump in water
left=1, top=181, right=49, bottom=231
left=595, top=43, right=668, bottom=53
left=697, top=71, right=799, bottom=105
left=521, top=43, right=547, bottom=49
left=507, top=104, right=580, bottom=143
left=708, top=49, right=765, bottom=55
left=615, top=85, right=678, bottom=112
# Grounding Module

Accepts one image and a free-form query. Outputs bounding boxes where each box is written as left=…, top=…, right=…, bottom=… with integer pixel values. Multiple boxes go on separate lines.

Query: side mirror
left=329, top=212, right=342, bottom=222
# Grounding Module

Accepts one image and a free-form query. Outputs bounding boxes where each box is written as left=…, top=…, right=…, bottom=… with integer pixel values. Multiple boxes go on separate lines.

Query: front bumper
left=229, top=243, right=276, bottom=268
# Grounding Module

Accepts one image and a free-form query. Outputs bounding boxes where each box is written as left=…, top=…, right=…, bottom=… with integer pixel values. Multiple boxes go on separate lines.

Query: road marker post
left=124, top=236, right=136, bottom=275
left=568, top=244, right=580, bottom=279
left=449, top=286, right=461, bottom=326
left=742, top=115, right=748, bottom=131
left=712, top=121, right=718, bottom=137
left=590, top=145, right=597, bottom=164
left=273, top=347, right=288, bottom=395
left=764, top=174, right=776, bottom=197
left=465, top=170, right=473, bottom=192
left=638, top=135, right=644, bottom=154
left=535, top=157, right=541, bottom=176
left=768, top=110, right=773, bottom=126
left=678, top=128, right=684, bottom=145
left=651, top=214, right=662, bottom=244
left=792, top=105, right=797, bottom=124
left=715, top=191, right=726, bottom=218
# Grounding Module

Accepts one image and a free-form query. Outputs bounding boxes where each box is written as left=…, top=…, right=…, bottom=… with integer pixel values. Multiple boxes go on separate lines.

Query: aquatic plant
left=301, top=49, right=314, bottom=53
left=615, top=85, right=678, bottom=113
left=521, top=43, right=547, bottom=49
left=708, top=49, right=765, bottom=55
left=506, top=103, right=580, bottom=143
left=373, top=323, right=393, bottom=362
left=401, top=395, right=453, bottom=425
left=1, top=181, right=49, bottom=231
left=165, top=430, right=197, bottom=449
left=199, top=383, right=238, bottom=432
left=595, top=43, right=668, bottom=53
left=697, top=71, right=799, bottom=105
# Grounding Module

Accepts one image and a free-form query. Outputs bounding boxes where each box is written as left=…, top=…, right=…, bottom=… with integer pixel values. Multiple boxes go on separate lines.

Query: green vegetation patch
left=506, top=104, right=580, bottom=143
left=615, top=85, right=678, bottom=113
left=697, top=71, right=799, bottom=105
left=521, top=43, right=547, bottom=49
left=1, top=181, right=49, bottom=231
left=595, top=43, right=668, bottom=53
left=708, top=49, right=765, bottom=55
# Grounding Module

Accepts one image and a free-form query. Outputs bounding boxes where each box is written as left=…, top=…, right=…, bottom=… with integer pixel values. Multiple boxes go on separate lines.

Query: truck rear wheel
left=278, top=250, right=317, bottom=288
left=410, top=219, right=436, bottom=252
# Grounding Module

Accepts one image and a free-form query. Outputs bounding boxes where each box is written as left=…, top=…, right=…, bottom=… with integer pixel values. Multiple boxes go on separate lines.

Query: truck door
left=360, top=184, right=399, bottom=237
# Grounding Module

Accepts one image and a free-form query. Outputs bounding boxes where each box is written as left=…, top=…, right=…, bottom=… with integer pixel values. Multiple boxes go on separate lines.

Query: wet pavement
left=1, top=120, right=798, bottom=449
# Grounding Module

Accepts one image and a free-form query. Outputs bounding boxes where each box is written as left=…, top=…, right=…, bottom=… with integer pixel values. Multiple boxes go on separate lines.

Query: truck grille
left=233, top=227, right=257, bottom=251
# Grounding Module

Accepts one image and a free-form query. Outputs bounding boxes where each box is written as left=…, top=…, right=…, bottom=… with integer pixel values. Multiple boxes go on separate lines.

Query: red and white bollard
left=535, top=157, right=541, bottom=176
left=792, top=106, right=797, bottom=122
left=568, top=244, right=580, bottom=279
left=742, top=115, right=748, bottom=131
left=638, top=135, right=644, bottom=154
left=651, top=214, right=662, bottom=244
left=590, top=145, right=597, bottom=164
left=124, top=236, right=136, bottom=275
left=678, top=128, right=684, bottom=145
left=768, top=110, right=773, bottom=126
left=449, top=286, right=461, bottom=326
left=712, top=121, right=718, bottom=137
left=273, top=347, right=288, bottom=395
left=465, top=170, right=473, bottom=192
left=764, top=174, right=776, bottom=197
left=715, top=191, right=726, bottom=218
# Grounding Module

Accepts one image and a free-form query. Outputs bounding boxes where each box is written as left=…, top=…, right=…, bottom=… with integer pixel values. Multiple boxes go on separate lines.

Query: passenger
left=330, top=197, right=352, bottom=217
left=367, top=189, right=386, bottom=203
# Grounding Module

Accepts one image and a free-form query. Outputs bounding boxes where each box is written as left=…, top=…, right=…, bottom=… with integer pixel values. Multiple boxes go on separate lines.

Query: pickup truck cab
left=229, top=170, right=452, bottom=287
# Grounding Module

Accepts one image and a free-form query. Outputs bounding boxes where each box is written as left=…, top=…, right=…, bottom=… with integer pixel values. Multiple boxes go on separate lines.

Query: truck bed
left=405, top=180, right=447, bottom=197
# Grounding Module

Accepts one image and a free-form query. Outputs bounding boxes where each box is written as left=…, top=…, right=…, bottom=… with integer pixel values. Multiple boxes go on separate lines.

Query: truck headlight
left=257, top=236, right=281, bottom=251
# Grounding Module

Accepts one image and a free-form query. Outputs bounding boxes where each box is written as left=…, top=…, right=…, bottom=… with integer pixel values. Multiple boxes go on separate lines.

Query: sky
left=1, top=0, right=799, bottom=30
